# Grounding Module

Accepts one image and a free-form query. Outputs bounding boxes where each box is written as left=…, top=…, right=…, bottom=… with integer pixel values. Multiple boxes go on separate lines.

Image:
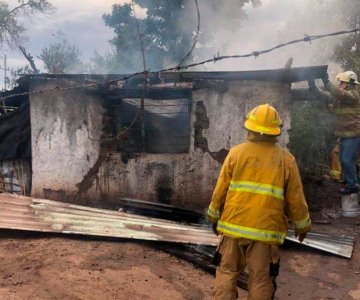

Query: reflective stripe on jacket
left=207, top=138, right=311, bottom=245
left=326, top=82, right=360, bottom=138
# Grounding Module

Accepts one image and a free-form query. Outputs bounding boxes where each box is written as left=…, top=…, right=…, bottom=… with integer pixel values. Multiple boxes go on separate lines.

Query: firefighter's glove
left=295, top=232, right=307, bottom=243
left=322, top=73, right=330, bottom=87
left=211, top=222, right=218, bottom=236
left=308, top=79, right=317, bottom=91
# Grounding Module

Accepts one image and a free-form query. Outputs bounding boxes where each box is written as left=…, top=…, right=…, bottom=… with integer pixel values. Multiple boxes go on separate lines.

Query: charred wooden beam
left=117, top=198, right=205, bottom=224
left=291, top=88, right=331, bottom=102
left=105, top=87, right=192, bottom=100
left=22, top=65, right=328, bottom=85
left=125, top=65, right=328, bottom=85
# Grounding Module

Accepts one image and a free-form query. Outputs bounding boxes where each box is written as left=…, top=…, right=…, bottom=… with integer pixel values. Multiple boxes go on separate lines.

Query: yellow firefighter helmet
left=244, top=104, right=283, bottom=136
left=335, top=71, right=359, bottom=84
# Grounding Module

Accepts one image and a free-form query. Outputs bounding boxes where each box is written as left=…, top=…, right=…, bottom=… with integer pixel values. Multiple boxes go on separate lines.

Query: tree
left=280, top=0, right=360, bottom=174
left=280, top=0, right=360, bottom=73
left=0, top=0, right=53, bottom=49
left=38, top=33, right=83, bottom=73
left=102, top=0, right=261, bottom=73
left=331, top=1, right=360, bottom=75
left=89, top=50, right=118, bottom=74
left=6, top=65, right=32, bottom=89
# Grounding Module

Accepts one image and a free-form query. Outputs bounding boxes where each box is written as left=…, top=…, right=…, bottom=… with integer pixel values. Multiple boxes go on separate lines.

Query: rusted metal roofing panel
left=0, top=194, right=355, bottom=258
left=286, top=231, right=355, bottom=259
left=0, top=194, right=219, bottom=246
left=117, top=198, right=355, bottom=259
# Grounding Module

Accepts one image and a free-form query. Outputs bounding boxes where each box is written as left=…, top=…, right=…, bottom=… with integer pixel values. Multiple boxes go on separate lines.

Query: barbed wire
left=1, top=27, right=360, bottom=102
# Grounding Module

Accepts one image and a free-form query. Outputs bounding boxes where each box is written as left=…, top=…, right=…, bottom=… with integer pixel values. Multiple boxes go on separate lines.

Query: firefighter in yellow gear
left=323, top=71, right=360, bottom=194
left=330, top=140, right=360, bottom=181
left=207, top=104, right=311, bottom=300
left=330, top=141, right=342, bottom=180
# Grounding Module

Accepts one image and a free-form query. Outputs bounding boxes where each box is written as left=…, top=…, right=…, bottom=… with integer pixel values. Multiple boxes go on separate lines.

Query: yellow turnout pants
left=330, top=143, right=342, bottom=180
left=214, top=236, right=280, bottom=300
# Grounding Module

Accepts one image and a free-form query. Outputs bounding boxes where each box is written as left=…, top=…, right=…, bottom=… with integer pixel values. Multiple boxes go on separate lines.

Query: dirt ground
left=0, top=231, right=214, bottom=300
left=0, top=178, right=360, bottom=300
left=0, top=217, right=359, bottom=300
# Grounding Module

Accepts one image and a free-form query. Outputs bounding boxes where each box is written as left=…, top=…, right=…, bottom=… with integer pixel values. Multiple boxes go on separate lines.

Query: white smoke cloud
left=189, top=0, right=346, bottom=73
left=0, top=0, right=351, bottom=88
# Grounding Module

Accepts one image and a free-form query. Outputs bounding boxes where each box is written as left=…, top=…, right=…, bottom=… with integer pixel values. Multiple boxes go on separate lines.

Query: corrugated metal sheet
left=0, top=194, right=355, bottom=258
left=117, top=197, right=355, bottom=259
left=286, top=231, right=354, bottom=259
left=0, top=194, right=219, bottom=245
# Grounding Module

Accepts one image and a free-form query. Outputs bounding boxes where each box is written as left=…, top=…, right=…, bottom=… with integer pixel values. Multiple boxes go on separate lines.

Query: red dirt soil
left=0, top=178, right=360, bottom=300
left=0, top=216, right=359, bottom=300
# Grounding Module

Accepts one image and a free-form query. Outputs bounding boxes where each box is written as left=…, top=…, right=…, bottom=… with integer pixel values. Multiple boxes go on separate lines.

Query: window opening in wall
left=106, top=97, right=191, bottom=154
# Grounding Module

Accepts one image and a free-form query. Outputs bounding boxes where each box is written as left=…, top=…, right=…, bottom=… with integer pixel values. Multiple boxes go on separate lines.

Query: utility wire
left=178, top=0, right=200, bottom=66
left=1, top=27, right=360, bottom=101
left=88, top=1, right=149, bottom=144
left=130, top=0, right=148, bottom=150
left=131, top=0, right=147, bottom=71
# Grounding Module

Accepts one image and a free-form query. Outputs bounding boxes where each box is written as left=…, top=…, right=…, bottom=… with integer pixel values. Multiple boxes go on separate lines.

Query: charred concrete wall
left=30, top=79, right=105, bottom=202
left=30, top=79, right=292, bottom=209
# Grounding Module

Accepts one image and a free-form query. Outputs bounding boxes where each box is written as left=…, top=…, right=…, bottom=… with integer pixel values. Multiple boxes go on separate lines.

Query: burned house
left=0, top=66, right=327, bottom=210
left=0, top=80, right=31, bottom=194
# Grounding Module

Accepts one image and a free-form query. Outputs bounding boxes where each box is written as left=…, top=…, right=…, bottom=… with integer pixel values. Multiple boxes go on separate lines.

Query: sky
left=0, top=0, right=346, bottom=89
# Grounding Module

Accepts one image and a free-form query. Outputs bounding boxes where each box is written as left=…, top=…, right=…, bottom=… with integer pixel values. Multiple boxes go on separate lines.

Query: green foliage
left=0, top=0, right=53, bottom=49
left=89, top=50, right=118, bottom=74
left=290, top=101, right=336, bottom=173
left=101, top=0, right=261, bottom=73
left=319, top=1, right=360, bottom=72
left=7, top=65, right=33, bottom=89
left=280, top=0, right=360, bottom=71
left=333, top=37, right=360, bottom=76
left=282, top=0, right=360, bottom=174
left=331, top=0, right=360, bottom=75
left=38, top=33, right=83, bottom=73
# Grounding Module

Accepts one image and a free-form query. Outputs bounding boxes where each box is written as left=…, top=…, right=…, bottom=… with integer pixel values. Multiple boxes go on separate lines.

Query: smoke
left=2, top=0, right=356, bottom=85
left=180, top=0, right=352, bottom=76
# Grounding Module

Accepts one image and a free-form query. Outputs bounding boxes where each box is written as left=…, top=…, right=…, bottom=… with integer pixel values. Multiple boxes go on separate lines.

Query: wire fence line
left=1, top=27, right=360, bottom=102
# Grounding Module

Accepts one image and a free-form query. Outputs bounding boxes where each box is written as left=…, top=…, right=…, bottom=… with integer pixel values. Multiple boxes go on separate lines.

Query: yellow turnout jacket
left=208, top=137, right=311, bottom=245
left=326, top=82, right=360, bottom=138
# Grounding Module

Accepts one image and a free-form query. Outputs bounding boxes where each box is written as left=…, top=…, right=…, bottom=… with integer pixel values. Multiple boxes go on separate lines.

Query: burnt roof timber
left=21, top=65, right=328, bottom=84
left=291, top=88, right=331, bottom=102
left=94, top=87, right=192, bottom=100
